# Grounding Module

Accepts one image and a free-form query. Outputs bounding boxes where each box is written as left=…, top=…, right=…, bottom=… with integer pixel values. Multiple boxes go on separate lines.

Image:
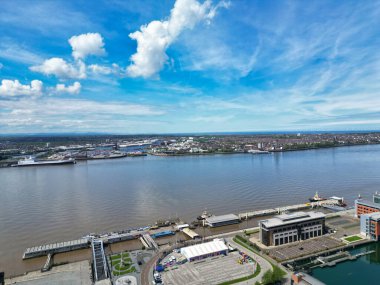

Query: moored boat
left=17, top=156, right=76, bottom=167
left=309, top=191, right=327, bottom=202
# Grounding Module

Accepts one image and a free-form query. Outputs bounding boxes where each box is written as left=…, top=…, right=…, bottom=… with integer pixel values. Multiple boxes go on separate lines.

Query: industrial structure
left=259, top=211, right=326, bottom=246
left=180, top=239, right=228, bottom=262
left=360, top=212, right=380, bottom=241
left=205, top=214, right=240, bottom=227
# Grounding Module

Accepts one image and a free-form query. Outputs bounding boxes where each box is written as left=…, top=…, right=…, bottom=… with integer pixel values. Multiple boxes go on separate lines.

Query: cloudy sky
left=0, top=0, right=380, bottom=134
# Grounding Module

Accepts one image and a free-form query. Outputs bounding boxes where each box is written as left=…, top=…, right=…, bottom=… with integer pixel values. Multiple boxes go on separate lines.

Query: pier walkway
left=91, top=239, right=108, bottom=281
left=23, top=239, right=89, bottom=259
left=239, top=199, right=341, bottom=220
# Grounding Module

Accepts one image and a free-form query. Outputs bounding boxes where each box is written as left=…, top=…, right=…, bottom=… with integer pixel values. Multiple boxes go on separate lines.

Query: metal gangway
left=41, top=253, right=52, bottom=272
left=91, top=239, right=108, bottom=281
left=142, top=234, right=158, bottom=250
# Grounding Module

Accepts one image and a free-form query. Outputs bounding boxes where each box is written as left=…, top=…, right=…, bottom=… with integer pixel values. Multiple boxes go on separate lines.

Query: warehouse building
left=205, top=214, right=240, bottom=227
left=259, top=211, right=326, bottom=246
left=360, top=212, right=380, bottom=241
left=355, top=193, right=380, bottom=217
left=180, top=239, right=228, bottom=262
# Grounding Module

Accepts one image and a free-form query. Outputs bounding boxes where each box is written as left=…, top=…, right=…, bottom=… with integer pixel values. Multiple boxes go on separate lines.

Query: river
left=1, top=144, right=380, bottom=276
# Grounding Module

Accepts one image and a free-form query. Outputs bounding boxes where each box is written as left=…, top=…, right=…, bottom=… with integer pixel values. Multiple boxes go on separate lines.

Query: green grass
left=112, top=266, right=136, bottom=276
left=344, top=235, right=363, bottom=242
left=110, top=254, right=121, bottom=260
left=217, top=263, right=261, bottom=285
left=110, top=251, right=136, bottom=277
left=114, top=263, right=133, bottom=270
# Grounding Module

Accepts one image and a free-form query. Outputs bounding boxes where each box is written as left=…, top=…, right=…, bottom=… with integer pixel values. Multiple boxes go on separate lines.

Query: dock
left=22, top=230, right=146, bottom=259
left=23, top=239, right=89, bottom=259
left=101, top=231, right=145, bottom=244
left=314, top=250, right=376, bottom=268
left=238, top=199, right=341, bottom=220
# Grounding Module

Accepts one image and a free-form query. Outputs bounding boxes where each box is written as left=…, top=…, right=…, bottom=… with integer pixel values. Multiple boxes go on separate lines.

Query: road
left=228, top=239, right=272, bottom=284
left=141, top=251, right=160, bottom=285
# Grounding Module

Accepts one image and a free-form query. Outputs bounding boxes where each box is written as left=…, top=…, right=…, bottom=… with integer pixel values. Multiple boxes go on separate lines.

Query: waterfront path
left=228, top=239, right=272, bottom=284
left=141, top=252, right=160, bottom=285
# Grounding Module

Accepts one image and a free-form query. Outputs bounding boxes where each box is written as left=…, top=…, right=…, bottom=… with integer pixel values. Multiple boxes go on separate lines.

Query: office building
left=259, top=212, right=326, bottom=246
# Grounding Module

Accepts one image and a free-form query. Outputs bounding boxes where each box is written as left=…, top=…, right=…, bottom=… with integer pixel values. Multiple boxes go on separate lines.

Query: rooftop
left=356, top=199, right=380, bottom=209
left=205, top=214, right=239, bottom=224
left=365, top=212, right=380, bottom=221
left=261, top=211, right=325, bottom=228
left=180, top=239, right=228, bottom=260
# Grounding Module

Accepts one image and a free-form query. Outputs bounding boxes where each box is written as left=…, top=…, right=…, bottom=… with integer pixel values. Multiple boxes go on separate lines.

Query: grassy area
left=217, top=263, right=261, bottom=285
left=110, top=251, right=136, bottom=277
left=344, top=235, right=363, bottom=242
left=110, top=254, right=121, bottom=260
left=112, top=266, right=136, bottom=276
left=234, top=235, right=261, bottom=253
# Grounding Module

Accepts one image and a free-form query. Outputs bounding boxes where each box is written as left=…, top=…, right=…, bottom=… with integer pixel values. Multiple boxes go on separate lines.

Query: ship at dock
left=16, top=156, right=76, bottom=167
left=309, top=191, right=327, bottom=202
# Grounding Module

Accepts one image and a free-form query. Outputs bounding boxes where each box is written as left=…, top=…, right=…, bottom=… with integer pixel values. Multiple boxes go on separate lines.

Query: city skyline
left=1, top=0, right=380, bottom=134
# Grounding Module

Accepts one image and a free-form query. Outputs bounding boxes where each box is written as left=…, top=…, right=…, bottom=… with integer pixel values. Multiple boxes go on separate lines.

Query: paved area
left=326, top=215, right=361, bottom=239
left=268, top=236, right=343, bottom=262
left=161, top=252, right=255, bottom=285
left=228, top=239, right=273, bottom=285
left=5, top=261, right=92, bottom=285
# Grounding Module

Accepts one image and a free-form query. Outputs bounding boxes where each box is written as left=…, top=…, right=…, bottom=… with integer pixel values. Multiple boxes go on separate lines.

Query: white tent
left=180, top=239, right=228, bottom=261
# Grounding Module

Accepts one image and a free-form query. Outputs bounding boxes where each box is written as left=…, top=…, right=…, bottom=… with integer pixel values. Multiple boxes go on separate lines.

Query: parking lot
left=268, top=236, right=344, bottom=262
left=161, top=252, right=256, bottom=285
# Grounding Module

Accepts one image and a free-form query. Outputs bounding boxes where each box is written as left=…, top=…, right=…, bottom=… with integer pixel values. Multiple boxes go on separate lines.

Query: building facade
left=360, top=212, right=380, bottom=241
left=355, top=193, right=380, bottom=217
left=259, top=212, right=326, bottom=246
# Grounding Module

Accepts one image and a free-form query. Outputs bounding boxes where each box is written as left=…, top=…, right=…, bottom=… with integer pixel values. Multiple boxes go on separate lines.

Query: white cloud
left=56, top=82, right=81, bottom=94
left=0, top=97, right=165, bottom=132
left=30, top=57, right=86, bottom=79
left=88, top=64, right=112, bottom=74
left=127, top=0, right=228, bottom=78
left=0, top=79, right=43, bottom=96
left=0, top=41, right=44, bottom=65
left=69, top=33, right=106, bottom=60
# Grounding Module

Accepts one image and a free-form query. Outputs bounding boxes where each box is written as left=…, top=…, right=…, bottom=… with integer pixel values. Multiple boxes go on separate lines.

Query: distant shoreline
left=2, top=142, right=380, bottom=168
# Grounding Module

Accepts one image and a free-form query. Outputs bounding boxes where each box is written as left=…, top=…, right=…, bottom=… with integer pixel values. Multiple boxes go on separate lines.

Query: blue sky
left=0, top=0, right=380, bottom=134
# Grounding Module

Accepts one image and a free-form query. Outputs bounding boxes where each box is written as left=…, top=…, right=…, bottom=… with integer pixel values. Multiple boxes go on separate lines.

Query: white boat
left=17, top=156, right=76, bottom=167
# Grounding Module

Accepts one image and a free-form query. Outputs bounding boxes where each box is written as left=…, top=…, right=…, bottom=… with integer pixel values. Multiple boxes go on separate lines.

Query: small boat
left=309, top=191, right=327, bottom=202
left=197, top=210, right=211, bottom=220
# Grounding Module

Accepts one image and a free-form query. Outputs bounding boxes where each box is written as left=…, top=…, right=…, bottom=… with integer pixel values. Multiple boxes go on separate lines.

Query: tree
left=262, top=270, right=273, bottom=285
left=261, top=266, right=286, bottom=285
